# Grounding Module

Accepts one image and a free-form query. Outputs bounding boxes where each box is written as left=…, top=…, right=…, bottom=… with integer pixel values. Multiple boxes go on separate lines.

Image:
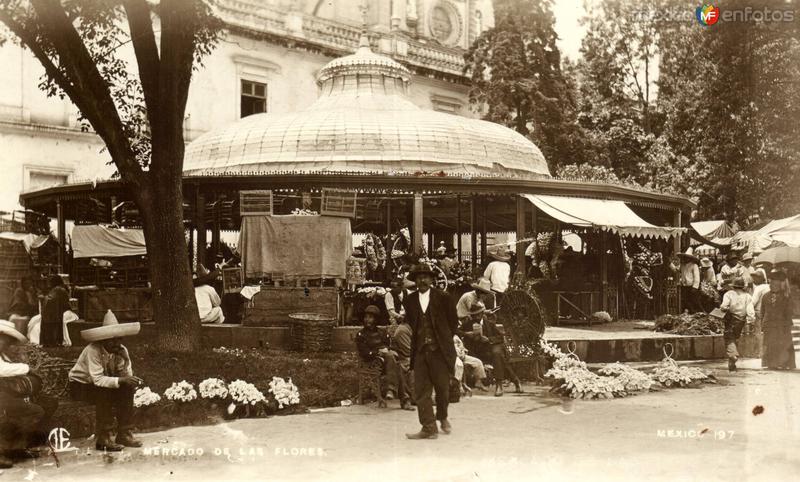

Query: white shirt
left=484, top=261, right=510, bottom=293
left=680, top=262, right=700, bottom=289
left=752, top=284, right=770, bottom=314
left=0, top=353, right=30, bottom=377
left=194, top=284, right=221, bottom=319
left=418, top=288, right=430, bottom=313
left=721, top=290, right=755, bottom=323
left=384, top=291, right=405, bottom=318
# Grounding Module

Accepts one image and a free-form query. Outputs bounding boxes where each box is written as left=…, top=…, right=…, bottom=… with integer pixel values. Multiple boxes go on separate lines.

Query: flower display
left=199, top=378, right=229, bottom=399
left=164, top=381, right=197, bottom=402
left=355, top=286, right=387, bottom=298
left=541, top=340, right=651, bottom=399
left=268, top=377, right=300, bottom=409
left=133, top=386, right=161, bottom=408
left=291, top=208, right=318, bottom=216
left=652, top=359, right=710, bottom=387
left=228, top=379, right=266, bottom=406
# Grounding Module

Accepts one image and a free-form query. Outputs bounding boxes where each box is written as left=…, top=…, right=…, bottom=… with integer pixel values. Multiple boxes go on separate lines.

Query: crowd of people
left=355, top=244, right=522, bottom=439
left=676, top=249, right=796, bottom=372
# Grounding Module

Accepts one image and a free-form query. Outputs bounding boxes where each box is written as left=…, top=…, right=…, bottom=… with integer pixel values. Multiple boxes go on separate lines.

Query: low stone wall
left=66, top=322, right=725, bottom=362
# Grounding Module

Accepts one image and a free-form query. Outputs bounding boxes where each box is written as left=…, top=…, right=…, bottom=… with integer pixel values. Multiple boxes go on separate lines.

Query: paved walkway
left=4, top=360, right=799, bottom=482
left=545, top=321, right=685, bottom=340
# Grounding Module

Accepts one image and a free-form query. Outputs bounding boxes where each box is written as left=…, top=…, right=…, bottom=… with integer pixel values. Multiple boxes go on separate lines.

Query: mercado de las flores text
left=0, top=0, right=799, bottom=481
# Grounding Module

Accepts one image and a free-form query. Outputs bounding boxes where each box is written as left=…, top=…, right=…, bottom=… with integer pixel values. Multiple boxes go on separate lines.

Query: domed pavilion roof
left=183, top=35, right=550, bottom=179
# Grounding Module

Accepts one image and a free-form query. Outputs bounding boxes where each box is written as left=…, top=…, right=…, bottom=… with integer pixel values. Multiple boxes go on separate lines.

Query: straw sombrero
left=81, top=310, right=140, bottom=342
left=678, top=248, right=700, bottom=264
left=470, top=277, right=493, bottom=295
left=0, top=319, right=27, bottom=343
left=488, top=247, right=511, bottom=262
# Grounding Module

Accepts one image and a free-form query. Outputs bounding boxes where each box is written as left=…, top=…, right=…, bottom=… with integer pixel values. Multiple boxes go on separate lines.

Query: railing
left=215, top=1, right=466, bottom=76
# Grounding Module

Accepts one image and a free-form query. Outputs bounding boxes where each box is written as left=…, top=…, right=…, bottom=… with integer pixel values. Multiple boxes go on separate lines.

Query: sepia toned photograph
left=0, top=0, right=798, bottom=480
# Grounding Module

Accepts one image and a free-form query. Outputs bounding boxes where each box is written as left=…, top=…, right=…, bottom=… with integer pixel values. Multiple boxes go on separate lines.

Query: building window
left=240, top=80, right=267, bottom=118
left=23, top=166, right=72, bottom=192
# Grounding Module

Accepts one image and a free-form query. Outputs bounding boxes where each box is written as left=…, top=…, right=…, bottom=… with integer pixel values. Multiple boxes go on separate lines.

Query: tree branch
left=123, top=0, right=160, bottom=128
left=28, top=0, right=145, bottom=185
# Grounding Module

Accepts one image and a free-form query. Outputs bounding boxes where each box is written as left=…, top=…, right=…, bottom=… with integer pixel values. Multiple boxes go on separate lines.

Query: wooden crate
left=242, top=287, right=338, bottom=326
left=320, top=189, right=357, bottom=218
left=240, top=190, right=273, bottom=216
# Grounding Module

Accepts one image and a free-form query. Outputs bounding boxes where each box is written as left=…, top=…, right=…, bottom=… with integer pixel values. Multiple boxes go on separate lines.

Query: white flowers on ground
left=164, top=381, right=198, bottom=402
left=199, top=378, right=229, bottom=399
left=133, top=386, right=161, bottom=407
left=652, top=359, right=709, bottom=387
left=268, top=377, right=300, bottom=409
left=228, top=379, right=266, bottom=405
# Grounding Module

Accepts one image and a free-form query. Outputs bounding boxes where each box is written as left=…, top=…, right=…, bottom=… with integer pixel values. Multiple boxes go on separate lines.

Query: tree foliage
left=463, top=0, right=587, bottom=170
left=0, top=0, right=222, bottom=351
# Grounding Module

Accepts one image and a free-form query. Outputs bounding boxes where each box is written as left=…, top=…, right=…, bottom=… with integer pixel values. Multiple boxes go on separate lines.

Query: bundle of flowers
left=199, top=378, right=229, bottom=399
left=228, top=379, right=266, bottom=406
left=291, top=208, right=318, bottom=216
left=133, top=386, right=161, bottom=408
left=355, top=286, right=387, bottom=298
left=268, top=377, right=301, bottom=409
left=164, top=381, right=197, bottom=402
left=651, top=359, right=711, bottom=388
left=598, top=362, right=653, bottom=392
left=212, top=346, right=247, bottom=357
left=654, top=313, right=723, bottom=335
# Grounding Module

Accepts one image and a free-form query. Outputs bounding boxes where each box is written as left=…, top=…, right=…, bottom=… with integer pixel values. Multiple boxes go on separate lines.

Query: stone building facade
left=0, top=0, right=493, bottom=212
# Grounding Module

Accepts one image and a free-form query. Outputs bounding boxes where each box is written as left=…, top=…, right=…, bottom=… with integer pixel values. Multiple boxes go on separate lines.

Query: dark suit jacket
left=403, top=288, right=458, bottom=374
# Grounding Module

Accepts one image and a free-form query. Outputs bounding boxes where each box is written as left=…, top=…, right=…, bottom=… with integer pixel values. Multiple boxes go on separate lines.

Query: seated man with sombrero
left=68, top=310, right=144, bottom=451
left=0, top=320, right=57, bottom=468
left=456, top=277, right=496, bottom=323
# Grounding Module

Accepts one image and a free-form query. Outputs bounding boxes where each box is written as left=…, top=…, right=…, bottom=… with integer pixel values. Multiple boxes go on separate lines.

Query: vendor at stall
left=0, top=320, right=57, bottom=469
left=355, top=305, right=400, bottom=402
left=483, top=247, right=511, bottom=304
left=384, top=278, right=414, bottom=324
left=456, top=277, right=496, bottom=322
left=194, top=264, right=225, bottom=324
left=40, top=275, right=70, bottom=347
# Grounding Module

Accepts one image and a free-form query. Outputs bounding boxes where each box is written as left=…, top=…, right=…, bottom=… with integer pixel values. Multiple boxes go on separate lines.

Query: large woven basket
left=288, top=313, right=337, bottom=352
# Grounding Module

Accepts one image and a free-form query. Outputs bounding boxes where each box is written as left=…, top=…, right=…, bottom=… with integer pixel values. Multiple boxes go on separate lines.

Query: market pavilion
left=19, top=34, right=694, bottom=321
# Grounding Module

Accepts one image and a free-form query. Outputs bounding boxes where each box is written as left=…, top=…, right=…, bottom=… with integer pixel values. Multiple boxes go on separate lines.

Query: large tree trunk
left=136, top=170, right=200, bottom=353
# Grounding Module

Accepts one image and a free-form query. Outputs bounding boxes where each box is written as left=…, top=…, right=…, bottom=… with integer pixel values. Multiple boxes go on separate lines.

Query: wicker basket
left=288, top=313, right=336, bottom=352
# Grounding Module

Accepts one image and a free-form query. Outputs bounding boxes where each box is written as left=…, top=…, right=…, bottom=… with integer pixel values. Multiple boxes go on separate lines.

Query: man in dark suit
left=403, top=264, right=458, bottom=440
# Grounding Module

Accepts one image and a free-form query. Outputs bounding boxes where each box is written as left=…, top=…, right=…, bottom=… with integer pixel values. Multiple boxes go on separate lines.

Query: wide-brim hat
left=488, top=249, right=511, bottom=262
left=81, top=310, right=140, bottom=342
left=732, top=277, right=746, bottom=289
left=468, top=301, right=486, bottom=316
left=769, top=269, right=787, bottom=281
left=678, top=248, right=699, bottom=264
left=407, top=264, right=435, bottom=281
left=0, top=319, right=27, bottom=343
left=470, top=277, right=493, bottom=294
left=700, top=257, right=713, bottom=268
left=192, top=264, right=217, bottom=285
left=741, top=252, right=754, bottom=262
left=725, top=252, right=739, bottom=262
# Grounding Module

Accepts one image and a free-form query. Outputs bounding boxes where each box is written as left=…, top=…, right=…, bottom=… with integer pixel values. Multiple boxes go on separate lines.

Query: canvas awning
left=71, top=225, right=147, bottom=258
left=0, top=232, right=51, bottom=253
left=522, top=194, right=685, bottom=240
